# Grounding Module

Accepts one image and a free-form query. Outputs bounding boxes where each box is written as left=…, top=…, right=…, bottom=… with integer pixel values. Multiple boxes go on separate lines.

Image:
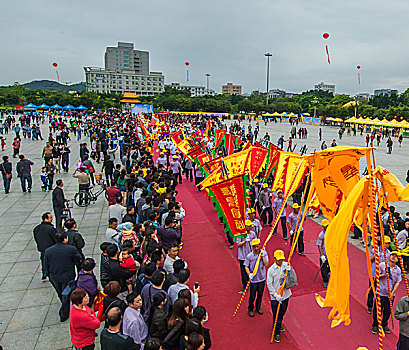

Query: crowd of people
left=27, top=111, right=215, bottom=350
left=1, top=109, right=409, bottom=349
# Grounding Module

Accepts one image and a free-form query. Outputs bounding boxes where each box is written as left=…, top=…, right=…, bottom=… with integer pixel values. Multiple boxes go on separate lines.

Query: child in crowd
left=120, top=246, right=137, bottom=293
left=76, top=258, right=99, bottom=307
left=40, top=166, right=49, bottom=192
left=0, top=136, right=5, bottom=151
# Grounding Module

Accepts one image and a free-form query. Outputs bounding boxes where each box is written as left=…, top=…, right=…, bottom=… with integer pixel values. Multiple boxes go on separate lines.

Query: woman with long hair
left=163, top=298, right=191, bottom=349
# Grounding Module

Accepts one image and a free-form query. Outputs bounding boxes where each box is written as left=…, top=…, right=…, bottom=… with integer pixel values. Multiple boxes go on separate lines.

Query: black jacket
left=66, top=229, right=85, bottom=254
left=33, top=222, right=57, bottom=252
left=0, top=161, right=12, bottom=175
left=61, top=147, right=70, bottom=159
left=148, top=307, right=169, bottom=341
left=107, top=258, right=135, bottom=292
left=52, top=186, right=66, bottom=209
left=44, top=243, right=82, bottom=282
left=16, top=159, right=33, bottom=175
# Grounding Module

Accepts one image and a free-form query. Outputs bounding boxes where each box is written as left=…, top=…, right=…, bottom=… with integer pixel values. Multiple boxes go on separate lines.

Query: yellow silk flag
left=316, top=176, right=370, bottom=327
left=311, top=156, right=342, bottom=220
left=373, top=166, right=409, bottom=202
left=272, top=152, right=308, bottom=196
left=199, top=149, right=250, bottom=189
left=312, top=147, right=370, bottom=221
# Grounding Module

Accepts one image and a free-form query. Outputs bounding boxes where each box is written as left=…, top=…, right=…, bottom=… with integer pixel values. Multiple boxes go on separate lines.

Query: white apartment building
left=84, top=42, right=164, bottom=96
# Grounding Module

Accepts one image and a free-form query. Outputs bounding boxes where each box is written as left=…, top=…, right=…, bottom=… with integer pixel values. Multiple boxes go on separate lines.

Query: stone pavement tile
left=0, top=226, right=19, bottom=234
left=0, top=240, right=29, bottom=253
left=27, top=276, right=50, bottom=290
left=42, top=303, right=61, bottom=327
left=34, top=323, right=73, bottom=350
left=23, top=217, right=43, bottom=225
left=18, top=250, right=40, bottom=263
left=25, top=240, right=37, bottom=251
left=7, top=231, right=34, bottom=243
left=0, top=310, right=14, bottom=335
left=19, top=287, right=55, bottom=308
left=83, top=245, right=96, bottom=257
left=9, top=261, right=40, bottom=276
left=0, top=327, right=41, bottom=350
left=6, top=305, right=48, bottom=332
left=0, top=290, right=25, bottom=311
left=0, top=263, right=13, bottom=278
left=0, top=274, right=33, bottom=293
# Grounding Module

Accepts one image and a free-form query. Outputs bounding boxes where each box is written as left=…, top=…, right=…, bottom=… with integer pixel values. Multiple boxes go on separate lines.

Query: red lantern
left=323, top=33, right=329, bottom=39
left=357, top=65, right=361, bottom=69
left=185, top=62, right=189, bottom=66
left=322, top=33, right=330, bottom=64
left=52, top=62, right=58, bottom=67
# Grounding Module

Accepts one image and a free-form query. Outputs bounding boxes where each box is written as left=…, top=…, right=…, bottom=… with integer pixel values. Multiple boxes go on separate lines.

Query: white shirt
left=267, top=262, right=292, bottom=301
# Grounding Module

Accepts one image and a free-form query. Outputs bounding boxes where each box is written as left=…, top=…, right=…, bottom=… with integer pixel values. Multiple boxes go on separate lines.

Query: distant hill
left=21, top=80, right=86, bottom=92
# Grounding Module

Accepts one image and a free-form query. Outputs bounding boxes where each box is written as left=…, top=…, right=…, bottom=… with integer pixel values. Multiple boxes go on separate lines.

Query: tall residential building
left=314, top=82, right=335, bottom=93
left=84, top=42, right=164, bottom=96
left=222, top=83, right=242, bottom=95
left=374, top=89, right=398, bottom=96
left=105, top=42, right=149, bottom=75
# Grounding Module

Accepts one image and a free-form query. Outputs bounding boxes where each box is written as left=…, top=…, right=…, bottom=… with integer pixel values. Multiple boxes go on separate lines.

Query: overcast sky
left=1, top=0, right=409, bottom=95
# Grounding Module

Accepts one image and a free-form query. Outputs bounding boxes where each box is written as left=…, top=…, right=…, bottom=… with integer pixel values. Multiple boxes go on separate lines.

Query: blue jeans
left=2, top=174, right=11, bottom=193
left=20, top=173, right=32, bottom=192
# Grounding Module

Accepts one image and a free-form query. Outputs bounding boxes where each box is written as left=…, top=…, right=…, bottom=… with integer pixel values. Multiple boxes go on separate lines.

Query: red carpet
left=176, top=177, right=402, bottom=349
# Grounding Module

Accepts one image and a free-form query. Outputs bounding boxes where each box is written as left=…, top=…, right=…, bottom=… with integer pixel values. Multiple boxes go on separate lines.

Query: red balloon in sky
left=52, top=62, right=58, bottom=67
left=323, top=33, right=329, bottom=39
left=357, top=65, right=361, bottom=69
left=185, top=62, right=190, bottom=66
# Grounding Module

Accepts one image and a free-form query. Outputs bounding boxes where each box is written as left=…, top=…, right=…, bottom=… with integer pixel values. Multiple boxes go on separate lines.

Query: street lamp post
left=205, top=73, right=210, bottom=94
left=265, top=53, right=272, bottom=105
left=312, top=97, right=318, bottom=117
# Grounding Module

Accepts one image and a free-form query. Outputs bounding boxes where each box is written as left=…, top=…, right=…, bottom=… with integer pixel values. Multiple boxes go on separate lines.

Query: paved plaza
left=0, top=120, right=407, bottom=349
left=0, top=124, right=108, bottom=349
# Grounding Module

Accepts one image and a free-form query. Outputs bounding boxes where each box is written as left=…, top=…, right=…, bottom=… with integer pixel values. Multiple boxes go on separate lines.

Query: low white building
left=84, top=67, right=164, bottom=96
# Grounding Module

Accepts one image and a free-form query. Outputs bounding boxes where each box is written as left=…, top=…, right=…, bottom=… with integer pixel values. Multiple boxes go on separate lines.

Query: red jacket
left=69, top=305, right=100, bottom=348
left=106, top=186, right=121, bottom=206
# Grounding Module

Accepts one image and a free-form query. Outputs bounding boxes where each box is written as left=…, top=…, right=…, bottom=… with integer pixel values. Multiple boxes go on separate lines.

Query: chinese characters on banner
left=209, top=176, right=247, bottom=239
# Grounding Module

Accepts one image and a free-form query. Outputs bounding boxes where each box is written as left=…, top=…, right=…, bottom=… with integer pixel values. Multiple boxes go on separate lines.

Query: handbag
left=284, top=266, right=298, bottom=290
left=62, top=280, right=77, bottom=296
left=2, top=164, right=11, bottom=180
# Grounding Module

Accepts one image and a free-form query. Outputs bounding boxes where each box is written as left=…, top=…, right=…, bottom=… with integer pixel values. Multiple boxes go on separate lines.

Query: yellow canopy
left=302, top=113, right=310, bottom=116
left=327, top=117, right=334, bottom=121
left=262, top=113, right=273, bottom=116
left=388, top=119, right=402, bottom=127
left=272, top=112, right=281, bottom=116
left=355, top=117, right=365, bottom=124
left=333, top=118, right=343, bottom=122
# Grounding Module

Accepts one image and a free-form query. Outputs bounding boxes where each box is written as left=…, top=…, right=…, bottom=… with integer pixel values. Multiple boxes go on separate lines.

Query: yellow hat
left=384, top=236, right=391, bottom=243
left=251, top=238, right=261, bottom=246
left=277, top=189, right=283, bottom=194
left=253, top=178, right=259, bottom=183
left=263, top=183, right=268, bottom=188
left=322, top=219, right=329, bottom=227
left=173, top=155, right=178, bottom=159
left=356, top=348, right=368, bottom=350
left=292, top=203, right=300, bottom=209
left=248, top=208, right=256, bottom=214
left=245, top=220, right=253, bottom=226
left=274, top=249, right=285, bottom=260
